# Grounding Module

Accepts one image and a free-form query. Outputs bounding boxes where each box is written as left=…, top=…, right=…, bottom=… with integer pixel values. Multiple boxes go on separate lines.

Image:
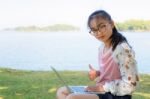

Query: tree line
left=4, top=24, right=80, bottom=32
left=4, top=20, right=150, bottom=32
left=116, top=19, right=150, bottom=32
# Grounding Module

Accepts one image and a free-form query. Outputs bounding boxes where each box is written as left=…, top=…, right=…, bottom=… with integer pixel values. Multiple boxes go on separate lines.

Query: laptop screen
left=50, top=66, right=72, bottom=93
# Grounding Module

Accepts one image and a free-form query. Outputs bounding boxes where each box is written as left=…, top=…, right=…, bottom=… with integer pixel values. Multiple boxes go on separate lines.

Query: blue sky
left=0, top=0, right=150, bottom=29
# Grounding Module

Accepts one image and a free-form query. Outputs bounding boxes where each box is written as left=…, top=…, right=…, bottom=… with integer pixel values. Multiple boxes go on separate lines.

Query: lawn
left=0, top=68, right=150, bottom=99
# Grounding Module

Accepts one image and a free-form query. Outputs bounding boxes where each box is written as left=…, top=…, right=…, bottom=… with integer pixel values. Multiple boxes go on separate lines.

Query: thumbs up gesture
left=88, top=64, right=97, bottom=81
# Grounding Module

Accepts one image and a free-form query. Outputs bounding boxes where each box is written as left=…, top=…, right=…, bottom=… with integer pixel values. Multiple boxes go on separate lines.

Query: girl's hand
left=85, top=85, right=105, bottom=92
left=88, top=64, right=97, bottom=81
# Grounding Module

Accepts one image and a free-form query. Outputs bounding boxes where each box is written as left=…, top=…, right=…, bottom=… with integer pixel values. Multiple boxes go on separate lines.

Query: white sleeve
left=103, top=43, right=139, bottom=96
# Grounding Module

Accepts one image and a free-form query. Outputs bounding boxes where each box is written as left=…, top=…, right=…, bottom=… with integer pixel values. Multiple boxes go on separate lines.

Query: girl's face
left=89, top=17, right=114, bottom=44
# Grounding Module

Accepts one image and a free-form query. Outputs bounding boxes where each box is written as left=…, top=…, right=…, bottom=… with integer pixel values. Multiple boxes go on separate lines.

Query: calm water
left=0, top=31, right=150, bottom=73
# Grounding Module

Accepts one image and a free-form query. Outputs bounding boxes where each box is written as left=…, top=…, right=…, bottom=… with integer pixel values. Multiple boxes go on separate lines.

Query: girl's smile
left=96, top=35, right=105, bottom=40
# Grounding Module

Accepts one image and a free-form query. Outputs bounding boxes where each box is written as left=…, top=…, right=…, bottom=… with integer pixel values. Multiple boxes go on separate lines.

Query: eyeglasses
left=89, top=24, right=107, bottom=35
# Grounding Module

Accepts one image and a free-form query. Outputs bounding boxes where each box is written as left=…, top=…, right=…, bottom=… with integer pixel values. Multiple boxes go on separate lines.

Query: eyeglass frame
left=89, top=23, right=110, bottom=35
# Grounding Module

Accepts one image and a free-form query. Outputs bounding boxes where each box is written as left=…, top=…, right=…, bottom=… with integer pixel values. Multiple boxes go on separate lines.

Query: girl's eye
left=100, top=25, right=106, bottom=28
left=92, top=30, right=97, bottom=32
left=91, top=29, right=98, bottom=32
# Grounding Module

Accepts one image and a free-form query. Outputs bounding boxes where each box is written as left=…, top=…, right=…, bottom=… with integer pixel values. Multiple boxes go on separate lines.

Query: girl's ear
left=110, top=20, right=115, bottom=28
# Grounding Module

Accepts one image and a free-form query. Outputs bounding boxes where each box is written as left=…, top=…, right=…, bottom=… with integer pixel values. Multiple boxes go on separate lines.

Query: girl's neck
left=104, top=40, right=111, bottom=49
left=103, top=45, right=112, bottom=54
left=103, top=41, right=112, bottom=54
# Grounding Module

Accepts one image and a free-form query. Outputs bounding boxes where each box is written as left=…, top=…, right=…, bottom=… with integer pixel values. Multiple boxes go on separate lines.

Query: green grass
left=0, top=68, right=150, bottom=99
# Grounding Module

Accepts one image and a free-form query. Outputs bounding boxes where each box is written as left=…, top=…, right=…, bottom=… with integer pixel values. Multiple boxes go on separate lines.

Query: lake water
left=0, top=31, right=150, bottom=73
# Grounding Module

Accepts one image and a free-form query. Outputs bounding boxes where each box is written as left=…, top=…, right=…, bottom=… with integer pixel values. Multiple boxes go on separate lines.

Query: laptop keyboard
left=70, top=86, right=86, bottom=93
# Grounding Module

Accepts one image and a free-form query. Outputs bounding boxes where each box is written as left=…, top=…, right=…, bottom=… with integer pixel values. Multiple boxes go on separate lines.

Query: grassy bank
left=0, top=68, right=150, bottom=99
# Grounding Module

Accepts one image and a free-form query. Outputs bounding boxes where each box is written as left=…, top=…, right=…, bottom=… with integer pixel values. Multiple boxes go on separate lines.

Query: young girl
left=56, top=10, right=139, bottom=99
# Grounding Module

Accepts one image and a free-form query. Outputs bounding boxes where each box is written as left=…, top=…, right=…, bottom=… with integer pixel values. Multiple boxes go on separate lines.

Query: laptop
left=50, top=66, right=105, bottom=94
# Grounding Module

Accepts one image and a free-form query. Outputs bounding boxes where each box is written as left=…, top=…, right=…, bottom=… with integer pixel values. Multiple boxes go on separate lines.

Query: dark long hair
left=87, top=10, right=128, bottom=51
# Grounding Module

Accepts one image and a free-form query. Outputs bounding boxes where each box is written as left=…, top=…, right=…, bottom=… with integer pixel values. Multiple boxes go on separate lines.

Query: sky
left=0, top=0, right=150, bottom=29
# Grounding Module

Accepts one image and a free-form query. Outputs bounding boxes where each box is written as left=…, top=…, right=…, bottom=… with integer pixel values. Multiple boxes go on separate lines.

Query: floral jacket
left=103, top=42, right=139, bottom=96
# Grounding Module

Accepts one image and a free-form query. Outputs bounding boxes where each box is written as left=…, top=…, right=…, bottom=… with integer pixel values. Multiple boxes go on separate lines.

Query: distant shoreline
left=3, top=24, right=80, bottom=32
left=0, top=67, right=149, bottom=74
left=2, top=30, right=150, bottom=33
left=2, top=19, right=150, bottom=32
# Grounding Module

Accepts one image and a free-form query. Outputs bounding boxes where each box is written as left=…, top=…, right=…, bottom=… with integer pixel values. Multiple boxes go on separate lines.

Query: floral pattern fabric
left=103, top=42, right=139, bottom=96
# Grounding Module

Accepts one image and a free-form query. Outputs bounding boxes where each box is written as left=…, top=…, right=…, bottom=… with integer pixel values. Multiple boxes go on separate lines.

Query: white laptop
left=50, top=66, right=105, bottom=94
